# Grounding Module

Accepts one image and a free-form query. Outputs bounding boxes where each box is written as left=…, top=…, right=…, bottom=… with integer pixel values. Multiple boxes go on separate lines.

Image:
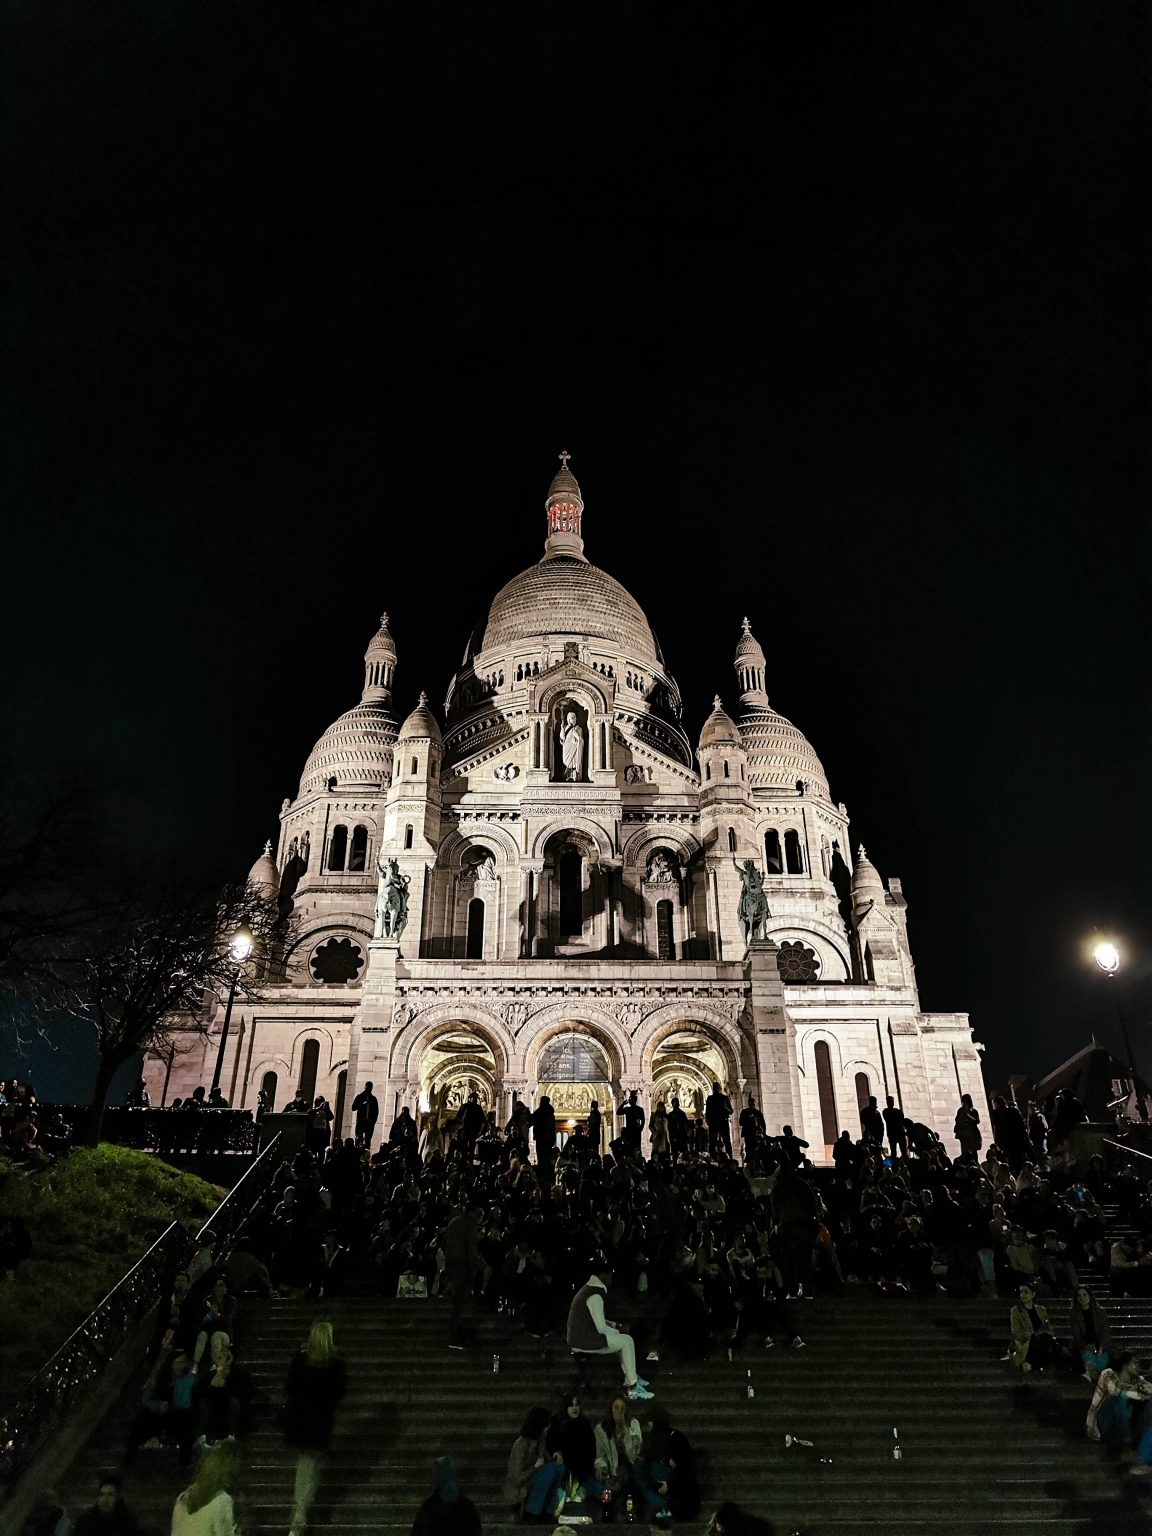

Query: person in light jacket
left=566, top=1268, right=653, bottom=1401
left=594, top=1394, right=643, bottom=1493
left=502, top=1406, right=550, bottom=1518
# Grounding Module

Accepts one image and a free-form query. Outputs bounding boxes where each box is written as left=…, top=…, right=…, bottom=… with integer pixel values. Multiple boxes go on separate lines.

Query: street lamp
left=210, top=926, right=254, bottom=1095
left=1092, top=939, right=1144, bottom=1119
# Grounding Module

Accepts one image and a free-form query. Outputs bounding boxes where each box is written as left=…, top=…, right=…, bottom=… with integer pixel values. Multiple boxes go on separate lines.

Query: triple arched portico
left=381, top=994, right=752, bottom=1135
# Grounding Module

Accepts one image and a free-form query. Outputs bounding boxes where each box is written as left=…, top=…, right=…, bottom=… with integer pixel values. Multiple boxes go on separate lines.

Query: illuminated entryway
left=651, top=1026, right=728, bottom=1117
left=535, top=1028, right=616, bottom=1150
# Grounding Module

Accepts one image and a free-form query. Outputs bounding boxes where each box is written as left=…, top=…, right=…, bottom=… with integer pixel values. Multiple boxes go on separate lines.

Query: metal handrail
left=1103, top=1135, right=1152, bottom=1166
left=0, top=1132, right=282, bottom=1497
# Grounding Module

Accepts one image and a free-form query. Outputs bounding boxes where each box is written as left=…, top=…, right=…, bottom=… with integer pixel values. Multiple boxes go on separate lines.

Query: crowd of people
left=13, top=1073, right=1152, bottom=1533
left=0, top=1077, right=72, bottom=1166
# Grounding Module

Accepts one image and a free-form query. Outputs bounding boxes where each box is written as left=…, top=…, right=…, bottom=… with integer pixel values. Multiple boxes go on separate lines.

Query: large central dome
left=481, top=553, right=660, bottom=666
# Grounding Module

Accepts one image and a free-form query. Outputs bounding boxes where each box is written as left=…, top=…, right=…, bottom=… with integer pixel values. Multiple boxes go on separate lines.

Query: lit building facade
left=149, top=458, right=988, bottom=1155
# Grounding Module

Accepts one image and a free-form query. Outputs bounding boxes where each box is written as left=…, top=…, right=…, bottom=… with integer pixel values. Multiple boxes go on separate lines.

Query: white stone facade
left=149, top=459, right=989, bottom=1157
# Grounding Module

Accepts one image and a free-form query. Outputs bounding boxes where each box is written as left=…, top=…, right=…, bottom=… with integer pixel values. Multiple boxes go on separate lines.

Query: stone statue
left=560, top=709, right=585, bottom=781
left=375, top=856, right=411, bottom=940
left=647, top=850, right=677, bottom=884
left=735, top=858, right=770, bottom=947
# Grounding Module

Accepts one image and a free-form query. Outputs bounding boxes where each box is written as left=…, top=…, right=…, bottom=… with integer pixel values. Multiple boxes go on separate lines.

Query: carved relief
left=502, top=1000, right=530, bottom=1032
left=624, top=764, right=652, bottom=784
left=492, top=763, right=520, bottom=781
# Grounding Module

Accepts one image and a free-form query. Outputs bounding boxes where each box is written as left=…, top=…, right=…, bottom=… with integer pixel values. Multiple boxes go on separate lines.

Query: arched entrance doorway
left=535, top=1027, right=616, bottom=1152
left=651, top=1026, right=730, bottom=1145
left=417, top=1028, right=498, bottom=1152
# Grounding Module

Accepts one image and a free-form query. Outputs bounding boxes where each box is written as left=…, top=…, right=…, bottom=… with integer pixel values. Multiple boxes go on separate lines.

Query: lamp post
left=1093, top=940, right=1145, bottom=1120
left=210, top=927, right=254, bottom=1096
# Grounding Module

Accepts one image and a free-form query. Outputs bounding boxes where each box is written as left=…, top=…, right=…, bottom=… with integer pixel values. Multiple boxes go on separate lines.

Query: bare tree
left=47, top=882, right=286, bottom=1143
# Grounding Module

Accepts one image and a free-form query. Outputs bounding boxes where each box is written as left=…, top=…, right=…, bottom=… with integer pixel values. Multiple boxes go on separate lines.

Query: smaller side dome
left=247, top=840, right=279, bottom=896
left=698, top=695, right=744, bottom=751
left=851, top=845, right=886, bottom=914
left=398, top=691, right=443, bottom=742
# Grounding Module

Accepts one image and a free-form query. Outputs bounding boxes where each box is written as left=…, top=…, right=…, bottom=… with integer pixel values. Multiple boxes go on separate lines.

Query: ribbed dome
left=397, top=691, right=442, bottom=741
left=299, top=701, right=397, bottom=796
left=481, top=556, right=660, bottom=666
left=738, top=707, right=831, bottom=798
left=698, top=696, right=743, bottom=751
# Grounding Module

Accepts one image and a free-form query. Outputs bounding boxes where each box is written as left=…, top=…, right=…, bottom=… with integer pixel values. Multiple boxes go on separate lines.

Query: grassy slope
left=0, top=1145, right=222, bottom=1397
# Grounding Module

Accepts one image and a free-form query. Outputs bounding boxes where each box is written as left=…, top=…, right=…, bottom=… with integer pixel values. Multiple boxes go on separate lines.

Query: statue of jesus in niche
left=555, top=703, right=586, bottom=782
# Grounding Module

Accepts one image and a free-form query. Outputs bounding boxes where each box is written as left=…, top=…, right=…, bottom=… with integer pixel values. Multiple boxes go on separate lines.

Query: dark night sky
left=2, top=2, right=1147, bottom=1096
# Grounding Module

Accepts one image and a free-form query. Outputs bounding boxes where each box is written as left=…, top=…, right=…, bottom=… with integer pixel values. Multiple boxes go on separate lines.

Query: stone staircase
left=55, top=1286, right=1152, bottom=1536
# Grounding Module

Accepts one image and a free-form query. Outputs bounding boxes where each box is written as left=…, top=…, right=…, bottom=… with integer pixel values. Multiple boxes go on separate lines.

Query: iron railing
left=0, top=1132, right=282, bottom=1497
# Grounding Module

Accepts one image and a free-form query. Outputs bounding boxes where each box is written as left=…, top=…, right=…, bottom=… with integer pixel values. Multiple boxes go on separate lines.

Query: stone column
left=745, top=938, right=802, bottom=1134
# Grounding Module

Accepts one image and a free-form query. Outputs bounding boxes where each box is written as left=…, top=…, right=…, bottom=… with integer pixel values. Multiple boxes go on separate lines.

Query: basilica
left=148, top=457, right=989, bottom=1157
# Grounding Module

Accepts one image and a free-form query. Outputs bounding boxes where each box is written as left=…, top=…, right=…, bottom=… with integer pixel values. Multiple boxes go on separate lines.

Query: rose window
left=310, top=937, right=365, bottom=984
left=776, top=940, right=821, bottom=983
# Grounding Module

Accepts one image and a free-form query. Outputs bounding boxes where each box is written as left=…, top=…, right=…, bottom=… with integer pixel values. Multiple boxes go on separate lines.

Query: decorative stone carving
left=645, top=850, right=678, bottom=885
left=492, top=762, right=520, bottom=781
left=624, top=764, right=652, bottom=784
left=615, top=1000, right=647, bottom=1035
left=375, top=857, right=411, bottom=939
left=392, top=999, right=415, bottom=1029
left=502, top=1000, right=529, bottom=1032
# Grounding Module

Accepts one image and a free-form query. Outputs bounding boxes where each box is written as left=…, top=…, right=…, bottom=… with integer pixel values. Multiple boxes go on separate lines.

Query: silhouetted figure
left=882, top=1095, right=907, bottom=1158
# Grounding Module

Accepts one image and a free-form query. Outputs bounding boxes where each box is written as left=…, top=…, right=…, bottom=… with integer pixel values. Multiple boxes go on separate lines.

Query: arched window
left=855, top=1072, right=871, bottom=1111
left=814, top=1040, right=838, bottom=1145
left=411, top=755, right=419, bottom=776
left=764, top=829, right=782, bottom=873
left=298, top=1039, right=320, bottom=1103
left=327, top=825, right=348, bottom=872
left=656, top=898, right=675, bottom=960
left=864, top=943, right=875, bottom=983
left=705, top=763, right=711, bottom=781
left=403, top=824, right=414, bottom=850
left=348, top=825, right=368, bottom=872
left=466, top=897, right=485, bottom=959
left=558, top=846, right=582, bottom=936
left=784, top=828, right=805, bottom=874
left=727, top=827, right=737, bottom=853
left=259, top=1069, right=278, bottom=1113
left=723, top=759, right=730, bottom=778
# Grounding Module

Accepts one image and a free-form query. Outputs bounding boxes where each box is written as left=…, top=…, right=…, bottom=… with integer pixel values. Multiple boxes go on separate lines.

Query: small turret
left=362, top=612, right=397, bottom=704
left=543, top=450, right=586, bottom=560
left=735, top=618, right=770, bottom=710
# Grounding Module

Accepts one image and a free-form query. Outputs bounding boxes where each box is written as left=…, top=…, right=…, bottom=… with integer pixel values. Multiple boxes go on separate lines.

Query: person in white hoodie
left=565, top=1267, right=654, bottom=1401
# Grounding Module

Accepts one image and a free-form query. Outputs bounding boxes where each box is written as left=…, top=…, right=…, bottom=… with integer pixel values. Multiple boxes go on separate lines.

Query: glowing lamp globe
left=229, top=927, right=254, bottom=965
left=1093, top=942, right=1121, bottom=975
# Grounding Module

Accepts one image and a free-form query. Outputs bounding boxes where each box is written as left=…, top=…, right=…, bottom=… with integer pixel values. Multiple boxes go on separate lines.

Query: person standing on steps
left=882, top=1095, right=908, bottom=1159
left=443, top=1203, right=483, bottom=1348
left=566, top=1266, right=654, bottom=1401
left=587, top=1100, right=603, bottom=1153
left=705, top=1082, right=733, bottom=1160
left=350, top=1081, right=379, bottom=1150
left=620, top=1090, right=646, bottom=1154
left=282, top=1320, right=347, bottom=1536
left=954, top=1093, right=982, bottom=1161
left=860, top=1095, right=884, bottom=1147
left=532, top=1095, right=557, bottom=1187
left=667, top=1097, right=689, bottom=1162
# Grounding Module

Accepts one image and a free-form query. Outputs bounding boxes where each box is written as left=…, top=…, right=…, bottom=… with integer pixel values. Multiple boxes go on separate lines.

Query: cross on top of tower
left=558, top=449, right=571, bottom=471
